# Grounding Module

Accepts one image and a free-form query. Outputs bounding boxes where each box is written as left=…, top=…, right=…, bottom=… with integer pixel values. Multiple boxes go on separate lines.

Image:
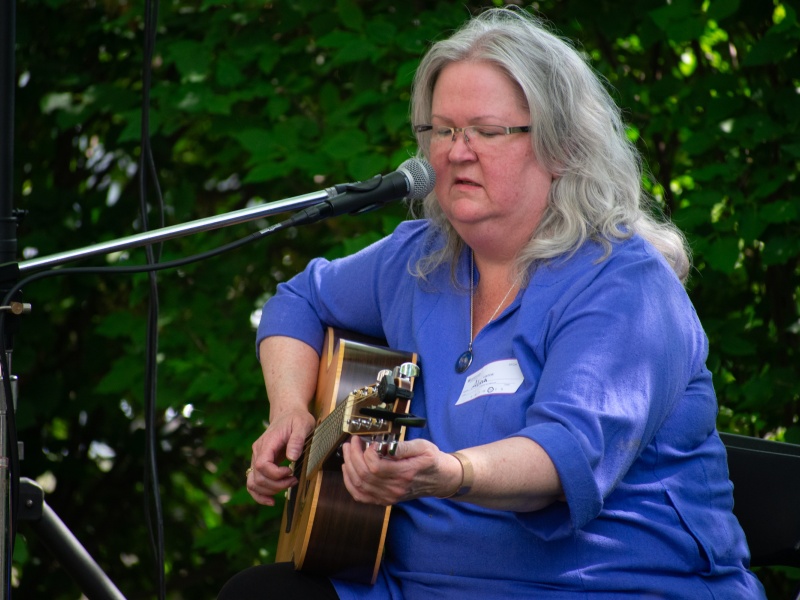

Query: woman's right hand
left=246, top=408, right=316, bottom=506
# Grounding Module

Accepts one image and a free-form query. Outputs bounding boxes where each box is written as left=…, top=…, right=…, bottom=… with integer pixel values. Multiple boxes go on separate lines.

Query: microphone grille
left=397, top=158, right=436, bottom=200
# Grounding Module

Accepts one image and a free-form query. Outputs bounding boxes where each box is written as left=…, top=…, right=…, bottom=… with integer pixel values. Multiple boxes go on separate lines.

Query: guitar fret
left=307, top=396, right=351, bottom=476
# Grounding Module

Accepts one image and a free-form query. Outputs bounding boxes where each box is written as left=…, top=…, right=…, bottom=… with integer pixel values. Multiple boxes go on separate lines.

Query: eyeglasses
left=414, top=124, right=531, bottom=155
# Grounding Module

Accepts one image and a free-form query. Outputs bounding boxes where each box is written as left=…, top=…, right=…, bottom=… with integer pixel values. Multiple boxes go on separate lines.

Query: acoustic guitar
left=275, top=328, right=421, bottom=584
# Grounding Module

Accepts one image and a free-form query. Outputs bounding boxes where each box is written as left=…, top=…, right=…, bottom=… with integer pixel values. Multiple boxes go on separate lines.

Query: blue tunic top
left=257, top=220, right=766, bottom=599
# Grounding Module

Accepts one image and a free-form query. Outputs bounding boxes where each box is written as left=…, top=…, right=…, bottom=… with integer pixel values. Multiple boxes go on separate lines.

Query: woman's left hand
left=341, top=434, right=565, bottom=511
left=341, top=437, right=462, bottom=505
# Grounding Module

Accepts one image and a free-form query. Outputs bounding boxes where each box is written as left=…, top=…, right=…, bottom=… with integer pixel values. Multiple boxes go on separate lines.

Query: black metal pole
left=0, top=4, right=16, bottom=599
left=0, top=0, right=17, bottom=264
left=20, top=479, right=127, bottom=600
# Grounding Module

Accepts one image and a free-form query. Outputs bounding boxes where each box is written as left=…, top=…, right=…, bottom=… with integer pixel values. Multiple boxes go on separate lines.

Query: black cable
left=139, top=1, right=166, bottom=597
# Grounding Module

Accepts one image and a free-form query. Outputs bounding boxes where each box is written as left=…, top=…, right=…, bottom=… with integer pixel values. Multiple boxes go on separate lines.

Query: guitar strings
left=295, top=389, right=381, bottom=476
left=306, top=395, right=364, bottom=475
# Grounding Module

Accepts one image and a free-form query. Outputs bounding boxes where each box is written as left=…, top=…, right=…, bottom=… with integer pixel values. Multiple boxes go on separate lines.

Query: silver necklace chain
left=457, top=251, right=518, bottom=373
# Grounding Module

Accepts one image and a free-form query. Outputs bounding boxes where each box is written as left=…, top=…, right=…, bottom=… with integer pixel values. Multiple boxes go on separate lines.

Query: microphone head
left=397, top=158, right=436, bottom=200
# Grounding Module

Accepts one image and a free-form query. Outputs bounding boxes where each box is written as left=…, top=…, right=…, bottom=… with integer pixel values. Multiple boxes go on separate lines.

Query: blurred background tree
left=5, top=0, right=798, bottom=597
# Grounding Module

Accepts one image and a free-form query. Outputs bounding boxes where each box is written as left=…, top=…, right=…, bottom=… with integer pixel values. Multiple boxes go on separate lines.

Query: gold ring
left=245, top=467, right=253, bottom=477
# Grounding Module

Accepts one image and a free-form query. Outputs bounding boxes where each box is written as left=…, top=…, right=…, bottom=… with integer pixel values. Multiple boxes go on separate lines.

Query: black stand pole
left=0, top=3, right=19, bottom=599
left=1, top=0, right=18, bottom=265
left=18, top=479, right=126, bottom=600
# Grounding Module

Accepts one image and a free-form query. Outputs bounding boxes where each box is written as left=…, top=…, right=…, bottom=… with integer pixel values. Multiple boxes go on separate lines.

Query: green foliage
left=8, top=0, right=799, bottom=598
left=539, top=0, right=800, bottom=444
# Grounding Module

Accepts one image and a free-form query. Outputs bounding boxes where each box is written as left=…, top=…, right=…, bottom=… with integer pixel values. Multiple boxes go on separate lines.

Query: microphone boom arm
left=16, top=157, right=435, bottom=274
left=16, top=188, right=333, bottom=273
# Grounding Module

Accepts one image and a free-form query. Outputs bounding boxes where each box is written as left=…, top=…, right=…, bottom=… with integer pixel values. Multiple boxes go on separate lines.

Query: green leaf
left=319, top=82, right=341, bottom=114
left=365, top=19, right=398, bottom=46
left=233, top=128, right=277, bottom=156
left=347, top=153, right=388, bottom=180
left=752, top=178, right=787, bottom=201
left=704, top=95, right=745, bottom=123
left=173, top=86, right=236, bottom=115
left=258, top=49, right=280, bottom=75
left=742, top=29, right=799, bottom=66
left=781, top=142, right=800, bottom=159
left=681, top=129, right=721, bottom=155
left=673, top=205, right=712, bottom=230
left=396, top=58, right=421, bottom=88
left=690, top=164, right=737, bottom=183
left=707, top=0, right=740, bottom=21
left=95, top=355, right=145, bottom=395
left=740, top=372, right=776, bottom=407
left=337, top=0, right=365, bottom=31
left=737, top=206, right=767, bottom=241
left=216, top=57, right=245, bottom=88
left=321, top=129, right=369, bottom=159
left=168, top=40, right=211, bottom=81
left=762, top=235, right=800, bottom=265
left=114, top=106, right=164, bottom=142
left=648, top=0, right=706, bottom=42
left=317, top=30, right=357, bottom=49
left=242, top=161, right=294, bottom=183
left=335, top=39, right=382, bottom=66
left=703, top=235, right=740, bottom=273
left=759, top=200, right=797, bottom=223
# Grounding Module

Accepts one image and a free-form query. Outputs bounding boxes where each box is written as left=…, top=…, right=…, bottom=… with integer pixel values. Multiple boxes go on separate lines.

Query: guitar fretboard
left=306, top=398, right=347, bottom=475
left=307, top=387, right=380, bottom=476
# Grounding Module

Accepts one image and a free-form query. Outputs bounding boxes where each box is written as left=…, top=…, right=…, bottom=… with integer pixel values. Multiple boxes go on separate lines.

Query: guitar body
left=276, top=328, right=418, bottom=584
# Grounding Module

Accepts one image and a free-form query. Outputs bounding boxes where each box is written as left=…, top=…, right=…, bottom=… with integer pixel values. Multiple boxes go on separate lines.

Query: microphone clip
left=338, top=174, right=383, bottom=194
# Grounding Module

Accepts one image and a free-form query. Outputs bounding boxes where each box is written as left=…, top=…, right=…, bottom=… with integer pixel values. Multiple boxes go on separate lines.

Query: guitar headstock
left=341, top=362, right=423, bottom=438
left=341, top=386, right=394, bottom=435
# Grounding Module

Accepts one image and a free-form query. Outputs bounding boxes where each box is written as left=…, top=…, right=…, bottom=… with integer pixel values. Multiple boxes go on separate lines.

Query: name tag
left=456, top=359, right=524, bottom=405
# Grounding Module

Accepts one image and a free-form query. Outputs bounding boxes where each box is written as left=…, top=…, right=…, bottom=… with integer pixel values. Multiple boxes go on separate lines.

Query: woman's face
left=428, top=60, right=553, bottom=262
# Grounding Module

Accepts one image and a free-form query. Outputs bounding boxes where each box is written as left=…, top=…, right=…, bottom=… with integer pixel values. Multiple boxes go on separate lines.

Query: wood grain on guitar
left=275, top=328, right=422, bottom=584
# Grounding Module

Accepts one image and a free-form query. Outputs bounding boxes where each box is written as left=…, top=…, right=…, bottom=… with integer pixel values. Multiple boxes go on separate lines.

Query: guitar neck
left=306, top=397, right=352, bottom=476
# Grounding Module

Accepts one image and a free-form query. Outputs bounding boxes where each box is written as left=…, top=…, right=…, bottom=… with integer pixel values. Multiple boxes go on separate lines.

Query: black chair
left=721, top=432, right=800, bottom=598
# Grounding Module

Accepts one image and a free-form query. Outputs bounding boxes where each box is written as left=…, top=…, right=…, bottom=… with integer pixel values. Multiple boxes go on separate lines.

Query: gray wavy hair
left=410, top=7, right=691, bottom=285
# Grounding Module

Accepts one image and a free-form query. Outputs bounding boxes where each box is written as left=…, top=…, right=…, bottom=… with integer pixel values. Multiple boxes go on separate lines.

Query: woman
left=220, top=7, right=766, bottom=599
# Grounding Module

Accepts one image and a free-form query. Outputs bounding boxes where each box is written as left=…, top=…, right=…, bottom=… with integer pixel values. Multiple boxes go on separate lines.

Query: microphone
left=328, top=158, right=435, bottom=212
left=283, top=158, right=436, bottom=227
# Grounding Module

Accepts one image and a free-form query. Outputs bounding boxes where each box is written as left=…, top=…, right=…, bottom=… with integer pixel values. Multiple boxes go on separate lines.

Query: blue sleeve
left=255, top=220, right=429, bottom=357
left=513, top=243, right=709, bottom=532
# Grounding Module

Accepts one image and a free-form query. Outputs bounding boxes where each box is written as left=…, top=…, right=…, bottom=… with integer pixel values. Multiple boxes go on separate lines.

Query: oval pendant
left=455, top=350, right=473, bottom=373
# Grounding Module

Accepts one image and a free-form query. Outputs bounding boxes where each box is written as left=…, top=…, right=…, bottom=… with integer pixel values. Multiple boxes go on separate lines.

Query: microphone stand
left=2, top=5, right=413, bottom=595
left=0, top=185, right=336, bottom=599
left=0, top=1, right=18, bottom=597
left=1, top=2, right=420, bottom=597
